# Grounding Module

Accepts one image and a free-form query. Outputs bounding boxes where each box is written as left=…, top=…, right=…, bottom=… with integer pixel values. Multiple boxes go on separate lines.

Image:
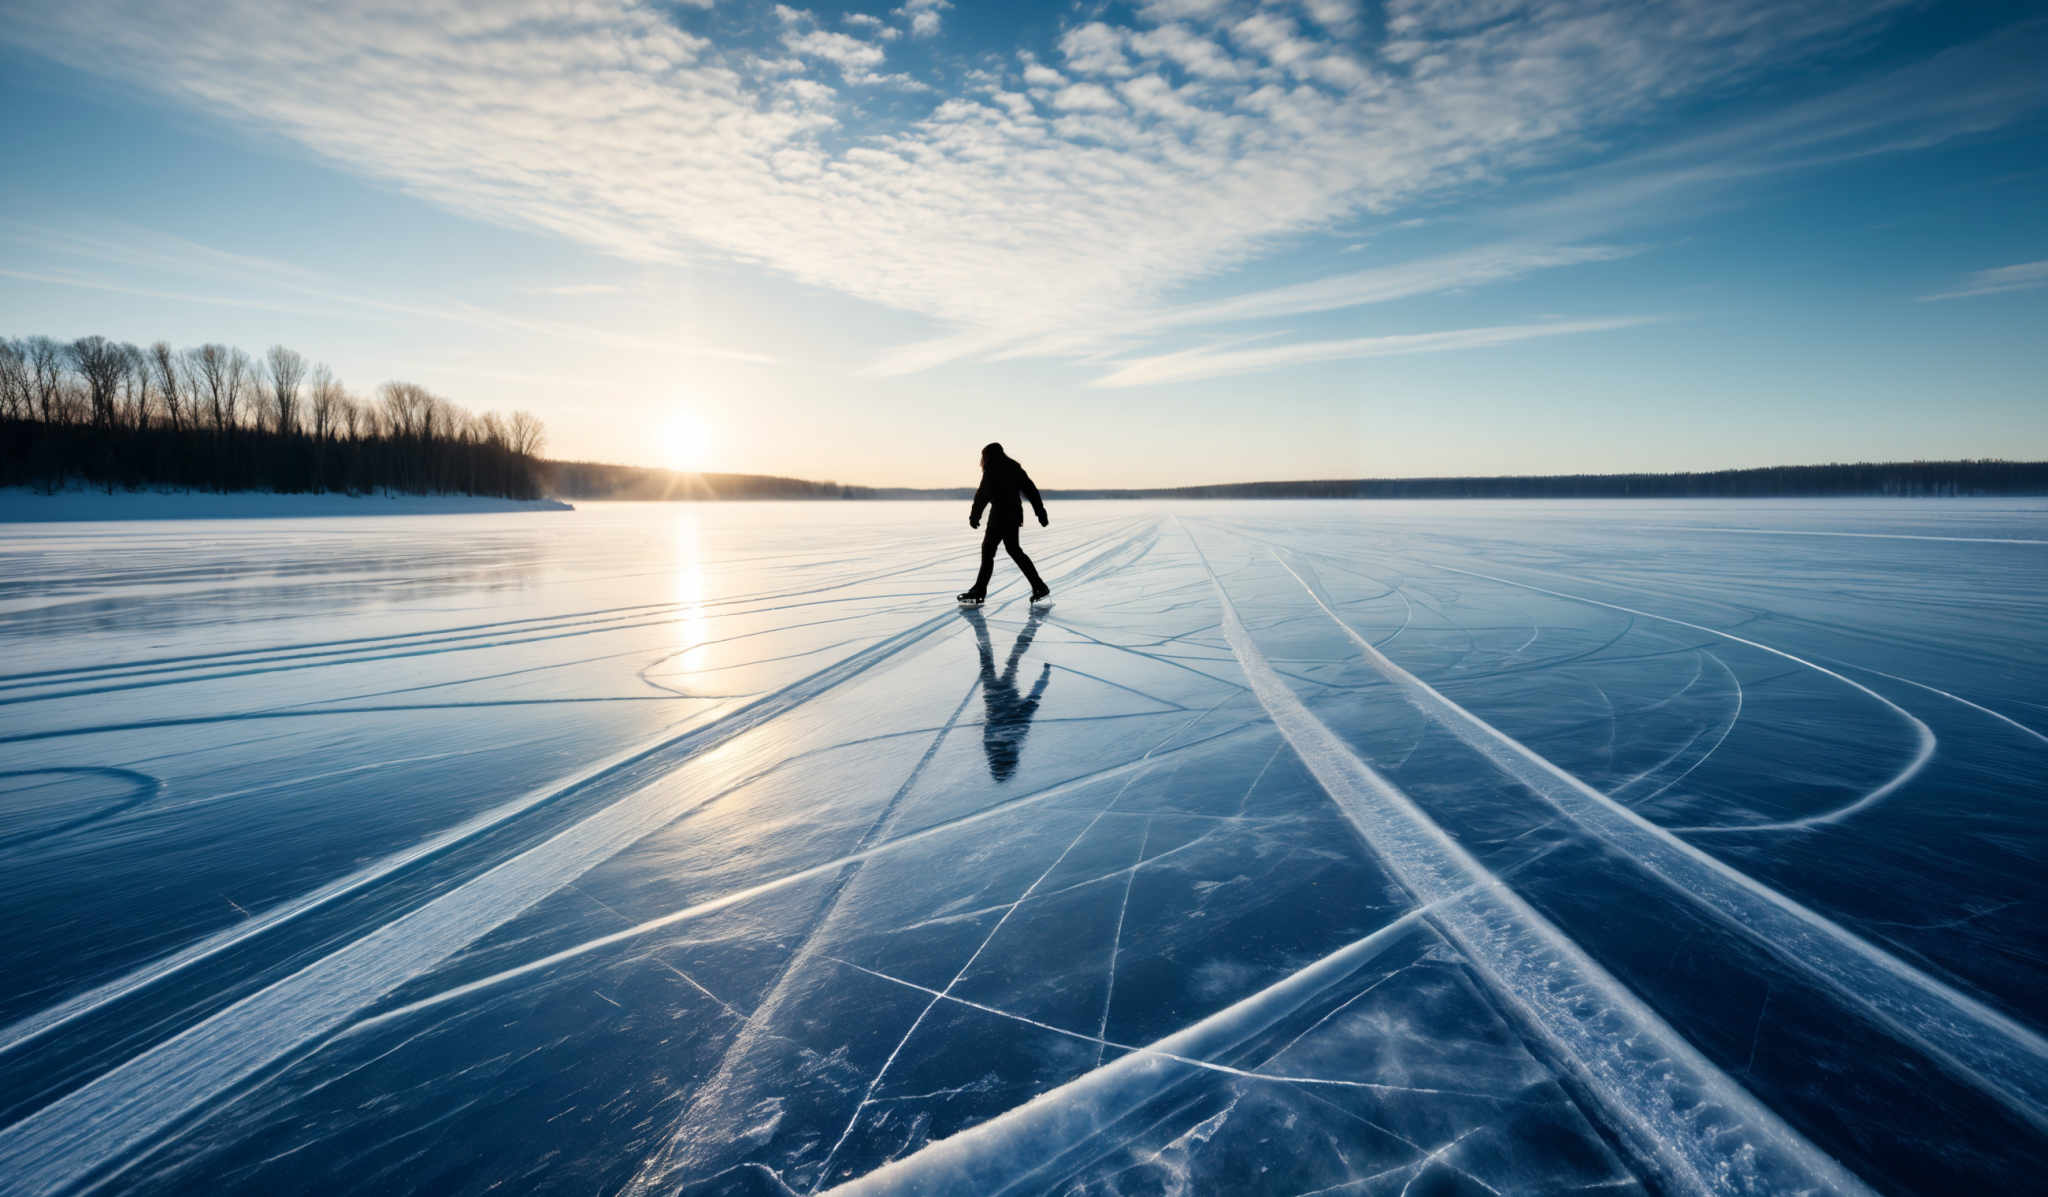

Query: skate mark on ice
left=0, top=525, right=1160, bottom=1163
left=1821, top=660, right=2048, bottom=748
left=1094, top=818, right=1151, bottom=1066
left=1277, top=550, right=2048, bottom=1129
left=1206, top=530, right=1872, bottom=1197
left=617, top=662, right=989, bottom=1192
left=1411, top=561, right=1936, bottom=832
left=803, top=695, right=1229, bottom=1191
left=1608, top=652, right=1742, bottom=805
left=0, top=767, right=166, bottom=851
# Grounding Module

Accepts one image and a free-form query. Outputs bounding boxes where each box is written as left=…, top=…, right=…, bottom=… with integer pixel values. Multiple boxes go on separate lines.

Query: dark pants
left=970, top=521, right=1046, bottom=596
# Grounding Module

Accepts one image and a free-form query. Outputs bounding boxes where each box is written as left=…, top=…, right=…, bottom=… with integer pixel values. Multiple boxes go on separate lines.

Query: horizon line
left=544, top=456, right=2048, bottom=496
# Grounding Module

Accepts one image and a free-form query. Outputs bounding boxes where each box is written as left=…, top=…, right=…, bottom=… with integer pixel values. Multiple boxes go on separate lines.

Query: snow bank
left=0, top=487, right=572, bottom=521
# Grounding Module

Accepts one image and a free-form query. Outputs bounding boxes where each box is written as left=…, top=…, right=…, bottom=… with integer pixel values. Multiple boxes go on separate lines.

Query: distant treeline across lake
left=7, top=335, right=2041, bottom=505
left=2, top=334, right=547, bottom=499
left=549, top=458, right=2048, bottom=502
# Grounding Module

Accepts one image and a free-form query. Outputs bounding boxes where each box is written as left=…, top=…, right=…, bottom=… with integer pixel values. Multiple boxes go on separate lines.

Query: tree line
left=541, top=458, right=2048, bottom=503
left=545, top=459, right=870, bottom=501
left=0, top=334, right=546, bottom=498
left=1096, top=460, right=2048, bottom=499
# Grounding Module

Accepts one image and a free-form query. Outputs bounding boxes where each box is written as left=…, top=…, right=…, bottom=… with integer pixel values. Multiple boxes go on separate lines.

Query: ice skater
left=957, top=441, right=1051, bottom=606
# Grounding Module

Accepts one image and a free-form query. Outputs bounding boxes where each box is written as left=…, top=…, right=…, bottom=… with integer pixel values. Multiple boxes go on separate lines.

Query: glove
left=969, top=516, right=979, bottom=529
left=1037, top=513, right=1048, bottom=527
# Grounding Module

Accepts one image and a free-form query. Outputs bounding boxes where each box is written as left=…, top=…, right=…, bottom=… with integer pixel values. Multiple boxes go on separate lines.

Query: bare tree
left=224, top=347, right=252, bottom=429
left=339, top=393, right=365, bottom=442
left=420, top=391, right=449, bottom=446
left=0, top=339, right=26, bottom=419
left=56, top=380, right=88, bottom=425
left=264, top=345, right=306, bottom=436
left=378, top=380, right=431, bottom=439
left=26, top=336, right=66, bottom=423
left=68, top=336, right=128, bottom=428
left=151, top=342, right=188, bottom=432
left=307, top=363, right=344, bottom=441
left=507, top=410, right=546, bottom=458
left=191, top=345, right=232, bottom=431
left=119, top=343, right=153, bottom=430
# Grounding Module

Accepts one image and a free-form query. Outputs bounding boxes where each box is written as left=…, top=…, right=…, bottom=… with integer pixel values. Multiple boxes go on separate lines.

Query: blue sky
left=1, top=0, right=2043, bottom=487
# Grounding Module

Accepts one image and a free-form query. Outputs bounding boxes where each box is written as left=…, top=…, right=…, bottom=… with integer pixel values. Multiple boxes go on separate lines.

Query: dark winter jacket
left=971, top=455, right=1046, bottom=530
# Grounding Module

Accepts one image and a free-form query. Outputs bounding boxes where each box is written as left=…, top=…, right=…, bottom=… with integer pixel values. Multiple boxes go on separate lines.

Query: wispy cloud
left=859, top=240, right=1641, bottom=376
left=1091, top=317, right=1657, bottom=388
left=1920, top=260, right=2048, bottom=302
left=1133, top=243, right=1639, bottom=332
left=10, top=225, right=770, bottom=363
left=1492, top=22, right=2048, bottom=237
left=527, top=283, right=625, bottom=297
left=0, top=267, right=339, bottom=319
left=0, top=0, right=2022, bottom=384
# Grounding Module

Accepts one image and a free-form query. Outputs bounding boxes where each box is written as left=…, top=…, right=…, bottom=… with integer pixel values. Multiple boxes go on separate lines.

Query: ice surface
left=0, top=499, right=2043, bottom=1195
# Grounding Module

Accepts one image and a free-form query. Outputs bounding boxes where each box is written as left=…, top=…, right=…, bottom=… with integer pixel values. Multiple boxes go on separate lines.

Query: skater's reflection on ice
left=960, top=605, right=1051, bottom=782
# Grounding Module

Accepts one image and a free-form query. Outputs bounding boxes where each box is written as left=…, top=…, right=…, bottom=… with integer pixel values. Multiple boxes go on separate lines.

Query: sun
left=661, top=410, right=714, bottom=473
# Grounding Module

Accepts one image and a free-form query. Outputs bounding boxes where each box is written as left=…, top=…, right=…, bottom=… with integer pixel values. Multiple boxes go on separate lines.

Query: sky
left=0, top=0, right=2043, bottom=489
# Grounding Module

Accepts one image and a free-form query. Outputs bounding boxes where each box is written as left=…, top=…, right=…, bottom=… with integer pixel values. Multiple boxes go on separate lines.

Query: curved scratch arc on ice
left=1620, top=651, right=1743, bottom=806
left=1412, top=561, right=1936, bottom=830
left=1278, top=552, right=2048, bottom=1129
left=1841, top=663, right=2048, bottom=748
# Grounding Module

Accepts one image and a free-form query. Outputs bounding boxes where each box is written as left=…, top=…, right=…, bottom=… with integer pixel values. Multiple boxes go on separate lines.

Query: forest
left=1062, top=459, right=2048, bottom=499
left=0, top=334, right=547, bottom=499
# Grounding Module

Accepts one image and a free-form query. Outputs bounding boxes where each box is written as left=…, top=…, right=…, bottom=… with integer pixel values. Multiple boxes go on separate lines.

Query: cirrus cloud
left=0, top=0, right=1989, bottom=386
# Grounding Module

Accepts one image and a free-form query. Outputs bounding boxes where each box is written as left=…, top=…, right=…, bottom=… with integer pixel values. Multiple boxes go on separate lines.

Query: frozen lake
left=0, top=499, right=2042, bottom=1195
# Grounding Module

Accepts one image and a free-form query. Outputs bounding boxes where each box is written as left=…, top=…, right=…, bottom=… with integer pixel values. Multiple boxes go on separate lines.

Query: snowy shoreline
left=0, top=487, right=573, bottom=521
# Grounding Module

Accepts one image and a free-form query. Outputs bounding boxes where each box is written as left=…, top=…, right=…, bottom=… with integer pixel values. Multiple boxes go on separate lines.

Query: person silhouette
left=958, top=442, right=1050, bottom=606
left=960, top=605, right=1052, bottom=782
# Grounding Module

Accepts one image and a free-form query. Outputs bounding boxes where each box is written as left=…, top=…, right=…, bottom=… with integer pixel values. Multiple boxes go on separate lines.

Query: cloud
left=0, top=0, right=2019, bottom=384
left=12, top=224, right=770, bottom=363
left=1920, top=260, right=2048, bottom=302
left=971, top=241, right=1640, bottom=368
left=1137, top=0, right=1233, bottom=23
left=898, top=0, right=948, bottom=39
left=1229, top=12, right=1318, bottom=68
left=1473, top=22, right=2048, bottom=241
left=1021, top=62, right=1066, bottom=88
left=1060, top=22, right=1132, bottom=77
left=1051, top=82, right=1123, bottom=112
left=782, top=27, right=884, bottom=74
left=1092, top=317, right=1657, bottom=387
left=1301, top=1, right=1362, bottom=34
left=1126, top=24, right=1245, bottom=79
left=1130, top=243, right=1637, bottom=332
